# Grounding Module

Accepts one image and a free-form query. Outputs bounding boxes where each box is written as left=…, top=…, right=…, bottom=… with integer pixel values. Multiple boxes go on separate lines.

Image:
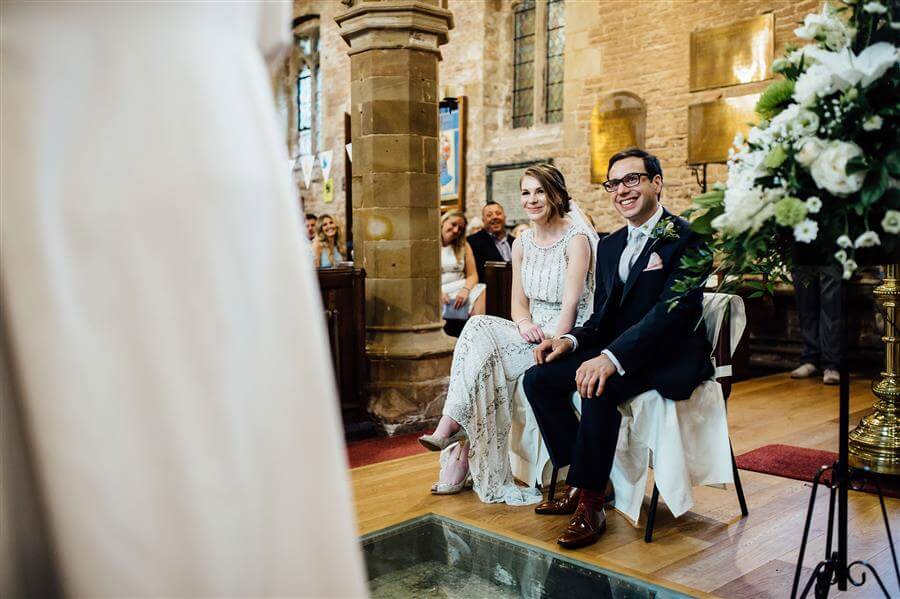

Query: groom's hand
left=575, top=354, right=617, bottom=399
left=533, top=337, right=573, bottom=365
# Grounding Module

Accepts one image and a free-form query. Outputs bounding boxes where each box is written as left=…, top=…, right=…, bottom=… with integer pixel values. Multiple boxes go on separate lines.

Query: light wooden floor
left=350, top=373, right=899, bottom=598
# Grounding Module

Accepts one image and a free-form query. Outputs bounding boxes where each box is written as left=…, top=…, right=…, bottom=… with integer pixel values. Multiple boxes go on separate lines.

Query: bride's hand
left=517, top=319, right=545, bottom=344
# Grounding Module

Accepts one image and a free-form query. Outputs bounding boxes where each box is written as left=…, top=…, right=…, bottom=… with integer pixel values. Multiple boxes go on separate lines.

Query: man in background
left=467, top=201, right=514, bottom=282
left=305, top=212, right=317, bottom=241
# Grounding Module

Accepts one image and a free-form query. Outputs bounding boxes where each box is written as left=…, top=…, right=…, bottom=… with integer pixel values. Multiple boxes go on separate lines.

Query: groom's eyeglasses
left=602, top=172, right=650, bottom=193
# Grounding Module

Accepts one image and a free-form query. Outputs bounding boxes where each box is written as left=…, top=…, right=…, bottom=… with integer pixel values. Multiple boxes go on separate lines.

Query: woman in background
left=312, top=214, right=346, bottom=268
left=441, top=210, right=485, bottom=318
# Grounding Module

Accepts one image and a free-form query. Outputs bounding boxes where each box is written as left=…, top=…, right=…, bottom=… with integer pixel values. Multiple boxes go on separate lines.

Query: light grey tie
left=619, top=227, right=645, bottom=283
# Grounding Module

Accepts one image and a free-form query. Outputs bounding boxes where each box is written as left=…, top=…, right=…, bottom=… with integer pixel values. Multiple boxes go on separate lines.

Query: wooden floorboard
left=350, top=372, right=900, bottom=598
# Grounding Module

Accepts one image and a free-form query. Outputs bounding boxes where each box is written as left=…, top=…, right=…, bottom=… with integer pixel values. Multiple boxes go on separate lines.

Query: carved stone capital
left=335, top=0, right=453, bottom=56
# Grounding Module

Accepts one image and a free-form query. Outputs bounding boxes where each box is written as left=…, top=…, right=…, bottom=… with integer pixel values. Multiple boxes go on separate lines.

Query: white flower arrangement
left=671, top=1, right=899, bottom=304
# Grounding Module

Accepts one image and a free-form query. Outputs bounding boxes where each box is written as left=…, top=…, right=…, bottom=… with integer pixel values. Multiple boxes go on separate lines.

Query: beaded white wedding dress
left=441, top=223, right=595, bottom=505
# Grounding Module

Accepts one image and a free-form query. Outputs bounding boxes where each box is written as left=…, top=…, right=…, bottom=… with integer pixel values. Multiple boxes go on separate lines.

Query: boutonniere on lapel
left=649, top=216, right=679, bottom=242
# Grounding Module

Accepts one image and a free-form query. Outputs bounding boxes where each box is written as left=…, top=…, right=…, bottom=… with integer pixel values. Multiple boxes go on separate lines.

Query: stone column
left=336, top=0, right=455, bottom=433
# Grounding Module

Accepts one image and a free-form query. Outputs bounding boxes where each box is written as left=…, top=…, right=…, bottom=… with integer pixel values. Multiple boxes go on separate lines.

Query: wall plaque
left=590, top=93, right=646, bottom=184
left=688, top=94, right=760, bottom=164
left=486, top=159, right=552, bottom=224
left=690, top=14, right=774, bottom=91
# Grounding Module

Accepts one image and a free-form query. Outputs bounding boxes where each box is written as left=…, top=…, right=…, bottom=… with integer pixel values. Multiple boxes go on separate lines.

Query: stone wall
left=295, top=0, right=820, bottom=232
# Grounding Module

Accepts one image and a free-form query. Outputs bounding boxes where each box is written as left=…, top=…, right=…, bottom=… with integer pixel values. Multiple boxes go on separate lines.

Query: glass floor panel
left=362, top=514, right=694, bottom=598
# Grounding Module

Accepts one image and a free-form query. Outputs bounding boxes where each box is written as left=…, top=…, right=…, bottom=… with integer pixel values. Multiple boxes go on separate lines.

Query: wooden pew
left=484, top=260, right=513, bottom=320
left=316, top=265, right=373, bottom=438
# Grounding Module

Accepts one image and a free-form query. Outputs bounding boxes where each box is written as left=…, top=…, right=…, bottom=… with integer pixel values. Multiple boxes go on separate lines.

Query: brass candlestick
left=848, top=263, right=900, bottom=475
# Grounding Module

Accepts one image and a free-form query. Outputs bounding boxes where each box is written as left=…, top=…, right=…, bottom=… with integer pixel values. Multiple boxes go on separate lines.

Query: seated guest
left=524, top=148, right=713, bottom=549
left=305, top=212, right=317, bottom=241
left=312, top=214, right=346, bottom=268
left=467, top=201, right=514, bottom=282
left=441, top=211, right=486, bottom=322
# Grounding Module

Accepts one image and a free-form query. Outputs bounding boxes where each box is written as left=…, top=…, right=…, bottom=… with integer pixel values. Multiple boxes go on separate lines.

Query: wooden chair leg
left=644, top=483, right=660, bottom=543
left=547, top=466, right=559, bottom=501
left=730, top=441, right=749, bottom=517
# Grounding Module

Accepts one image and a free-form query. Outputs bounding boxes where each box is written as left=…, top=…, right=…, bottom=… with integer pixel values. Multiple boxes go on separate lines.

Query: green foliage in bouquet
left=671, top=1, right=900, bottom=308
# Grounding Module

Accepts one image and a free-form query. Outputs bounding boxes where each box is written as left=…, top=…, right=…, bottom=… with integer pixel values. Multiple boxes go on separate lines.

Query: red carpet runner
left=735, top=444, right=899, bottom=499
left=347, top=431, right=427, bottom=469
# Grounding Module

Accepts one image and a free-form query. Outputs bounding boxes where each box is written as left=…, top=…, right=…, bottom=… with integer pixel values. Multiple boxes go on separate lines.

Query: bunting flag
left=345, top=143, right=352, bottom=163
left=318, top=150, right=333, bottom=181
left=300, top=155, right=315, bottom=188
left=323, top=178, right=334, bottom=203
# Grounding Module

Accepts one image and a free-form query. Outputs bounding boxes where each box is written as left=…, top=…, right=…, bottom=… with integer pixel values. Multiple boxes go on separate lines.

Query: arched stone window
left=512, top=0, right=565, bottom=129
left=293, top=15, right=321, bottom=157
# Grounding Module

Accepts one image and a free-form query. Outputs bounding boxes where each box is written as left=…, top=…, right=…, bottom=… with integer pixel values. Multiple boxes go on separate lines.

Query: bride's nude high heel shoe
left=430, top=474, right=473, bottom=495
left=418, top=429, right=467, bottom=451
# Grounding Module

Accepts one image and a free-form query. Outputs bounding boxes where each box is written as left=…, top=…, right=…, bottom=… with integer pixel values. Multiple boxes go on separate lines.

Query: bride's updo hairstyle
left=521, top=163, right=571, bottom=221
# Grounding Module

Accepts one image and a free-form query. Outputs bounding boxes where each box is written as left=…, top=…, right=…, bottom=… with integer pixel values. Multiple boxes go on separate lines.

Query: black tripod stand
left=790, top=360, right=899, bottom=598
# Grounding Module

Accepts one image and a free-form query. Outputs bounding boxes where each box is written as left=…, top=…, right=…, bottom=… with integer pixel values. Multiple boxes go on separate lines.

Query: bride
left=419, top=163, right=597, bottom=505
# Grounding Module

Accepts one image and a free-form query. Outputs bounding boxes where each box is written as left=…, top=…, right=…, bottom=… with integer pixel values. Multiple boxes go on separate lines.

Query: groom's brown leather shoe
left=557, top=505, right=606, bottom=549
left=535, top=486, right=581, bottom=515
left=535, top=484, right=615, bottom=515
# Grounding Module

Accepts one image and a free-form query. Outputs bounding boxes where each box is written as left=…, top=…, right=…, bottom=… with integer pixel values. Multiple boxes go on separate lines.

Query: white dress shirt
left=560, top=205, right=664, bottom=376
left=492, top=232, right=513, bottom=262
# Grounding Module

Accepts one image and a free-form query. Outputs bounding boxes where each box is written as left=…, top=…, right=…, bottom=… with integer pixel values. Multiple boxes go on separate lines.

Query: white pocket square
left=643, top=252, right=663, bottom=271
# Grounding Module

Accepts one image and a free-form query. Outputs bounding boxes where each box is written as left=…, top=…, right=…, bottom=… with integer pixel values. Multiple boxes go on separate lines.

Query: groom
left=523, top=148, right=713, bottom=549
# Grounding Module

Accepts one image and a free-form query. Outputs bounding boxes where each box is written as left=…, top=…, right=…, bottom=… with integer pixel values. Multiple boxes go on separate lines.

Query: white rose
left=810, top=141, right=866, bottom=196
left=796, top=137, right=826, bottom=167
left=794, top=64, right=835, bottom=105
left=882, top=210, right=900, bottom=234
left=793, top=219, right=819, bottom=243
left=791, top=109, right=821, bottom=138
left=842, top=259, right=858, bottom=280
left=834, top=249, right=848, bottom=263
left=836, top=234, right=853, bottom=249
left=863, top=115, right=884, bottom=131
left=805, top=196, right=822, bottom=213
left=863, top=2, right=888, bottom=14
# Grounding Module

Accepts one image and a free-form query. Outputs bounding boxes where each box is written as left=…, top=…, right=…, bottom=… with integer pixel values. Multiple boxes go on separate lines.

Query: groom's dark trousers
left=523, top=210, right=713, bottom=492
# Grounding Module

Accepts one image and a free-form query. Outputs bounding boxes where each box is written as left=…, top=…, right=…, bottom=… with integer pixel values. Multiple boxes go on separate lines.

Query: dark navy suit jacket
left=569, top=209, right=713, bottom=401
left=467, top=229, right=515, bottom=282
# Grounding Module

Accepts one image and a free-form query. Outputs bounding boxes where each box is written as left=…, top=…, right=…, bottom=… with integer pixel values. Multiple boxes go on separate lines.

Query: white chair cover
left=509, top=293, right=746, bottom=526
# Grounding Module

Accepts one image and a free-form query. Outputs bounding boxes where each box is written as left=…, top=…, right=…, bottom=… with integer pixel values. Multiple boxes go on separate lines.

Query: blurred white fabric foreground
left=0, top=2, right=367, bottom=596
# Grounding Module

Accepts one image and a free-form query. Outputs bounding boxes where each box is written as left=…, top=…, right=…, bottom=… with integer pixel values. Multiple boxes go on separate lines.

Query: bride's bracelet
left=515, top=317, right=530, bottom=331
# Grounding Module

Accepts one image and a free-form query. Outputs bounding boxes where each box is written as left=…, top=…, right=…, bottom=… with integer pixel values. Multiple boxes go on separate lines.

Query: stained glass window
left=545, top=0, right=565, bottom=124
left=512, top=0, right=536, bottom=128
